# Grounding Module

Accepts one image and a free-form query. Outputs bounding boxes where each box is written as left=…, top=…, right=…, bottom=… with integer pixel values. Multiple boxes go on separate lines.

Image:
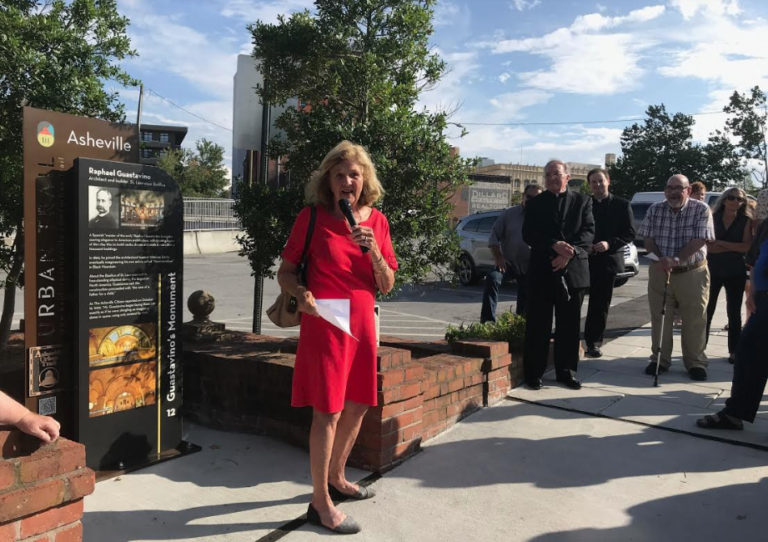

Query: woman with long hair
left=705, top=187, right=753, bottom=362
left=277, top=141, right=397, bottom=534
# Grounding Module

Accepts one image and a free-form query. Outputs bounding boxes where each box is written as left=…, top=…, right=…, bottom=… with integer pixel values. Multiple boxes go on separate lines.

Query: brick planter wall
left=184, top=333, right=523, bottom=473
left=0, top=430, right=95, bottom=542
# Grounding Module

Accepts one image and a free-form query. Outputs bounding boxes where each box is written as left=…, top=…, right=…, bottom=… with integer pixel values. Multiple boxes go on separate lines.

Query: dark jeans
left=724, top=292, right=768, bottom=423
left=705, top=275, right=747, bottom=353
left=523, top=280, right=586, bottom=380
left=584, top=269, right=616, bottom=347
left=480, top=266, right=529, bottom=323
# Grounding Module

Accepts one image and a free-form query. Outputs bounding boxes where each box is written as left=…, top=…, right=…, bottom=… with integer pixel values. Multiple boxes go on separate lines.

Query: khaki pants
left=648, top=263, right=710, bottom=370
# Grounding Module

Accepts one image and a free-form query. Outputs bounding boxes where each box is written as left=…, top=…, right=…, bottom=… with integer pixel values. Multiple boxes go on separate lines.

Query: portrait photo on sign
left=88, top=323, right=157, bottom=368
left=120, top=189, right=165, bottom=229
left=89, top=361, right=157, bottom=418
left=88, top=186, right=120, bottom=229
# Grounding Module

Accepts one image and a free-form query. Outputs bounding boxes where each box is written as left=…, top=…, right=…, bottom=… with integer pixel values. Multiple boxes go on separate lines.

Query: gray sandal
left=329, top=483, right=376, bottom=500
left=307, top=503, right=362, bottom=534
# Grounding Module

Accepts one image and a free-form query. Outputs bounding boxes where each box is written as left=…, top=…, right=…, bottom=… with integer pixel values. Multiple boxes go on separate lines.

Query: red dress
left=282, top=205, right=398, bottom=413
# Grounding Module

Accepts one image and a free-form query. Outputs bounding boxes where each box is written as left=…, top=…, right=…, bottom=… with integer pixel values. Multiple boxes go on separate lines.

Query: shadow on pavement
left=406, top=405, right=768, bottom=490
left=529, top=477, right=768, bottom=541
left=85, top=496, right=310, bottom=542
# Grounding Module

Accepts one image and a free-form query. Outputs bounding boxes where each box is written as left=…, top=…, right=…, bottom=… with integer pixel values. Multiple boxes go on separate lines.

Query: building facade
left=139, top=124, right=187, bottom=165
left=474, top=160, right=603, bottom=192
left=231, top=54, right=290, bottom=196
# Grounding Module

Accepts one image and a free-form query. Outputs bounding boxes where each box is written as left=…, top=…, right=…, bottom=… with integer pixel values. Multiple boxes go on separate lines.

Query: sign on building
left=468, top=182, right=512, bottom=214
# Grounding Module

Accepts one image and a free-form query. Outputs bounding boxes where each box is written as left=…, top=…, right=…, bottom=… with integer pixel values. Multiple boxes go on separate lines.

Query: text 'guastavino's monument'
left=23, top=106, right=188, bottom=471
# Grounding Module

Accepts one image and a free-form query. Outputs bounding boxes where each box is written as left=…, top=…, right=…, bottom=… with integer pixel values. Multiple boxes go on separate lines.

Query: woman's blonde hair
left=305, top=141, right=384, bottom=208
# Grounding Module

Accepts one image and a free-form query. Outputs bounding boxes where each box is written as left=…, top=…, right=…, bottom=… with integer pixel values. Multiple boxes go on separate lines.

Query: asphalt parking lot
left=0, top=250, right=653, bottom=342
left=183, top=252, right=652, bottom=341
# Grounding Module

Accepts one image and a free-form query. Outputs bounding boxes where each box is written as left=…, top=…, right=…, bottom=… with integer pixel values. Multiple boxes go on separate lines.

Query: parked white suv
left=456, top=210, right=640, bottom=287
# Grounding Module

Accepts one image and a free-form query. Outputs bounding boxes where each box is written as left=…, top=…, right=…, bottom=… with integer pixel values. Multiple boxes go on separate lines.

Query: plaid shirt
left=756, top=188, right=768, bottom=221
left=638, top=198, right=714, bottom=266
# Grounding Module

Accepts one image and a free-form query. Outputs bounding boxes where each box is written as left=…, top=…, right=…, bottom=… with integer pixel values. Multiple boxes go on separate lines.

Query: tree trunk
left=0, top=227, right=23, bottom=349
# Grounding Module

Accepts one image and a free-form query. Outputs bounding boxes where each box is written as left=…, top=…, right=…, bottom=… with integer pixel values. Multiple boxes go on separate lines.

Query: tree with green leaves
left=0, top=0, right=137, bottom=347
left=723, top=86, right=768, bottom=189
left=156, top=139, right=229, bottom=198
left=235, top=0, right=474, bottom=289
left=609, top=105, right=746, bottom=198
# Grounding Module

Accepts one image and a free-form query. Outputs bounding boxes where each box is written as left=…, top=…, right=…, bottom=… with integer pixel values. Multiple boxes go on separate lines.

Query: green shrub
left=445, top=312, right=526, bottom=352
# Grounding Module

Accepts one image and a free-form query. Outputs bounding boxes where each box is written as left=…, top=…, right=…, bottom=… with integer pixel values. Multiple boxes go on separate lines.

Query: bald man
left=639, top=174, right=715, bottom=381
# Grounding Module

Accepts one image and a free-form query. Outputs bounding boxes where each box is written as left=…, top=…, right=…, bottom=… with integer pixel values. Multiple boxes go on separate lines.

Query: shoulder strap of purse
left=298, top=206, right=317, bottom=266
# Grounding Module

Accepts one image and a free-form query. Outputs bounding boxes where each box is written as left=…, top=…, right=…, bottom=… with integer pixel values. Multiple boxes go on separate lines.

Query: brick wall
left=184, top=333, right=523, bottom=473
left=0, top=430, right=95, bottom=542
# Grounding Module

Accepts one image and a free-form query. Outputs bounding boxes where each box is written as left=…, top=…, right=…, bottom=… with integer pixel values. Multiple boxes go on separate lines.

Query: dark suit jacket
left=89, top=212, right=118, bottom=229
left=523, top=189, right=595, bottom=290
left=589, top=194, right=635, bottom=276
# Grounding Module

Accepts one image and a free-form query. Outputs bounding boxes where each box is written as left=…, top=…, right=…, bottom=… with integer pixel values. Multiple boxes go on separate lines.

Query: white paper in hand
left=644, top=253, right=660, bottom=262
left=315, top=299, right=357, bottom=340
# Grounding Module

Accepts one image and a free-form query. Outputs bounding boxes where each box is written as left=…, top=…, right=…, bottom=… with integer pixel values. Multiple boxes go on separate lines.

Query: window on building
left=141, top=131, right=153, bottom=142
left=514, top=179, right=521, bottom=188
left=159, top=132, right=170, bottom=143
left=140, top=148, right=152, bottom=158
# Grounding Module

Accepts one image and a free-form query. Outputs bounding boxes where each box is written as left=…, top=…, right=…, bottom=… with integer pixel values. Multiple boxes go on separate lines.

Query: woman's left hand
left=350, top=225, right=380, bottom=256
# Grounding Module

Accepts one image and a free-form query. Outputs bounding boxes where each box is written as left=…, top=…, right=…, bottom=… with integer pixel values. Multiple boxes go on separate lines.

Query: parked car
left=455, top=210, right=640, bottom=287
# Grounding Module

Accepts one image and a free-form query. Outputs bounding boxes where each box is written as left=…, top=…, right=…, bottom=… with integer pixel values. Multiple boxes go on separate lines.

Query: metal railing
left=183, top=198, right=241, bottom=231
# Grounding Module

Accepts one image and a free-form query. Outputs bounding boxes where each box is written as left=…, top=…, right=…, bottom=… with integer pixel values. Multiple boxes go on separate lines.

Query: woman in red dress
left=277, top=141, right=397, bottom=534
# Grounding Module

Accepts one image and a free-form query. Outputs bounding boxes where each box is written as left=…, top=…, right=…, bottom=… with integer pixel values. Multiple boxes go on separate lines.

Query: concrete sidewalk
left=511, top=307, right=768, bottom=449
left=83, top=302, right=768, bottom=541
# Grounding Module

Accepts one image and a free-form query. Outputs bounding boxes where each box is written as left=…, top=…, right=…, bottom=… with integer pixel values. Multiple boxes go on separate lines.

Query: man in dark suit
left=89, top=189, right=118, bottom=229
left=584, top=168, right=636, bottom=358
left=522, top=160, right=595, bottom=390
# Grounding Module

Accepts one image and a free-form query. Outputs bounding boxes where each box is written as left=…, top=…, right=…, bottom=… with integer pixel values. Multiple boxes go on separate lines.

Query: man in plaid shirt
left=639, top=174, right=715, bottom=381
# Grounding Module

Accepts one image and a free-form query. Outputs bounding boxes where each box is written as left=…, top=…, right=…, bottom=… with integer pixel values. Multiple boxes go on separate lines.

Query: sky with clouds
left=113, top=0, right=768, bottom=175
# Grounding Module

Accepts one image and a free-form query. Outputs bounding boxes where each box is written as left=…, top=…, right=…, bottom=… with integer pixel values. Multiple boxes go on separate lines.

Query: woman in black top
left=706, top=187, right=753, bottom=362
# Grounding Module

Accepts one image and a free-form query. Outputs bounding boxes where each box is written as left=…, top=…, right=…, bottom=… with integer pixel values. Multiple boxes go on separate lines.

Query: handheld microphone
left=338, top=199, right=369, bottom=253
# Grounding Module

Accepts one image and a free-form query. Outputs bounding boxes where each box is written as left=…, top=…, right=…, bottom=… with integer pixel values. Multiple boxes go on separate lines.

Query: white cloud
left=494, top=31, right=655, bottom=94
left=480, top=6, right=663, bottom=95
left=433, top=2, right=461, bottom=26
left=119, top=3, right=238, bottom=100
left=510, top=0, right=541, bottom=11
left=418, top=50, right=482, bottom=114
left=218, top=0, right=314, bottom=23
left=452, top=124, right=620, bottom=166
left=488, top=90, right=553, bottom=120
left=669, top=0, right=741, bottom=20
left=498, top=72, right=511, bottom=83
left=596, top=3, right=607, bottom=13
left=656, top=11, right=768, bottom=143
left=570, top=5, right=665, bottom=33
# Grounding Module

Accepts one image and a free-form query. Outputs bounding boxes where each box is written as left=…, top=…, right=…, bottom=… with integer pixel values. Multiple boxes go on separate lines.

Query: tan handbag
left=266, top=207, right=317, bottom=328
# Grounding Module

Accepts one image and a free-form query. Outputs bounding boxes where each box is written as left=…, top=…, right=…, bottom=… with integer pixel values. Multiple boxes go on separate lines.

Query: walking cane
left=654, top=270, right=672, bottom=387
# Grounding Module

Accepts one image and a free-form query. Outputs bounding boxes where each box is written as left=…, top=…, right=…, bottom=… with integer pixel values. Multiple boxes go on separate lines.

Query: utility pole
left=137, top=84, right=144, bottom=131
left=252, top=72, right=271, bottom=335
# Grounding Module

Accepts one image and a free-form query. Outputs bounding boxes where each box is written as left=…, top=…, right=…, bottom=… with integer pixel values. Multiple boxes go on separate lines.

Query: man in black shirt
left=522, top=160, right=595, bottom=390
left=584, top=169, right=635, bottom=357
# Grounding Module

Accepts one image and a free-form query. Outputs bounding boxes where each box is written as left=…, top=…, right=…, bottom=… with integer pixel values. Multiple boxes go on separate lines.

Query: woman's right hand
left=296, top=288, right=319, bottom=317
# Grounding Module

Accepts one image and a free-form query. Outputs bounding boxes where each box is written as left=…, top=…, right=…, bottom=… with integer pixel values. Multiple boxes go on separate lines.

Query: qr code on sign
left=39, top=397, right=56, bottom=416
